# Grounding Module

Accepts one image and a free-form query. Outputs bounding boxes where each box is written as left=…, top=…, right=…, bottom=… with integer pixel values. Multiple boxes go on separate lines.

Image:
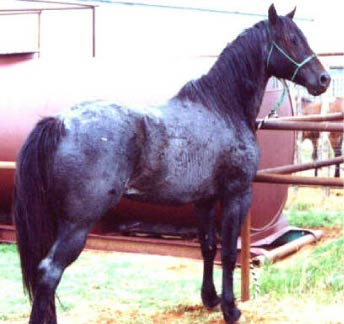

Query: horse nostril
left=319, top=72, right=331, bottom=87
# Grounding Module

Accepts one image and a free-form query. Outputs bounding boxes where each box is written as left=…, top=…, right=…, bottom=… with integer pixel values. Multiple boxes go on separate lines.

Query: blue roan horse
left=14, top=5, right=330, bottom=324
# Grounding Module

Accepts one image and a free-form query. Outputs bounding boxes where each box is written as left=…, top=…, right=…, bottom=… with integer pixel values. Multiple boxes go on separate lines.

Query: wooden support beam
left=240, top=210, right=251, bottom=302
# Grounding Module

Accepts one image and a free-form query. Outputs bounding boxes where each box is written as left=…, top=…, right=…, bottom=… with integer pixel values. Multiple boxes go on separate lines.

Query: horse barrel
left=107, top=80, right=294, bottom=237
left=0, top=58, right=294, bottom=238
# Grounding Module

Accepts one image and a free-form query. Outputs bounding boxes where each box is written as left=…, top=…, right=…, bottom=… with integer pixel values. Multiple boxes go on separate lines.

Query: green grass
left=285, top=209, right=343, bottom=228
left=57, top=251, right=214, bottom=310
left=0, top=244, right=30, bottom=321
left=0, top=244, right=224, bottom=323
left=257, top=187, right=344, bottom=313
left=259, top=234, right=344, bottom=303
left=1, top=188, right=343, bottom=323
left=1, top=232, right=343, bottom=323
left=2, top=235, right=343, bottom=323
left=284, top=187, right=343, bottom=228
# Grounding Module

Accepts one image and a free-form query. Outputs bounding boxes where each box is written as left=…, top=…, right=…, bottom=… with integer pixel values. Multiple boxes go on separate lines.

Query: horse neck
left=177, top=22, right=271, bottom=130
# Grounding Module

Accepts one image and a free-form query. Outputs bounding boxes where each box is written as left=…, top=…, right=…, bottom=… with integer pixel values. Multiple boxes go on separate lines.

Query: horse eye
left=290, top=35, right=298, bottom=45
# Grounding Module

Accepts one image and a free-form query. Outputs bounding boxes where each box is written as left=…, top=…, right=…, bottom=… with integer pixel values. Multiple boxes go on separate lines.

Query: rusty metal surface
left=0, top=59, right=294, bottom=239
left=252, top=229, right=323, bottom=265
left=251, top=84, right=294, bottom=232
left=278, top=112, right=343, bottom=122
left=0, top=2, right=294, bottom=233
left=0, top=223, right=324, bottom=267
left=0, top=224, right=16, bottom=243
left=0, top=224, right=206, bottom=260
left=255, top=173, right=344, bottom=188
left=0, top=2, right=302, bottom=256
left=256, top=119, right=344, bottom=132
left=258, top=156, right=344, bottom=175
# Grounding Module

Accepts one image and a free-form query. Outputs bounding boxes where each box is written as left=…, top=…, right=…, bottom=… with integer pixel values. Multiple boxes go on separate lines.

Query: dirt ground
left=55, top=226, right=343, bottom=324
left=4, top=189, right=342, bottom=324
left=60, top=188, right=343, bottom=324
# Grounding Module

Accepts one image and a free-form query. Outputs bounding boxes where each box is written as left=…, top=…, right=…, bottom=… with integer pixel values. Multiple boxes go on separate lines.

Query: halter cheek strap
left=266, top=41, right=316, bottom=81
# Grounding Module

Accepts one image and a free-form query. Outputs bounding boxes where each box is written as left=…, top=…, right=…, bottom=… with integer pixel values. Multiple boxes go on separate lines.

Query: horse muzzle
left=306, top=71, right=331, bottom=96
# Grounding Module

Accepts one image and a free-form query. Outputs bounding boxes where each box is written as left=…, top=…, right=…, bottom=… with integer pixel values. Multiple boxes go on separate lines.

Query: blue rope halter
left=266, top=41, right=317, bottom=81
left=258, top=30, right=317, bottom=130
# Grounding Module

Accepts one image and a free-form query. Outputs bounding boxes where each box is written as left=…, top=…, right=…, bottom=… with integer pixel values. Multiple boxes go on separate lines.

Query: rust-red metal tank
left=0, top=58, right=294, bottom=240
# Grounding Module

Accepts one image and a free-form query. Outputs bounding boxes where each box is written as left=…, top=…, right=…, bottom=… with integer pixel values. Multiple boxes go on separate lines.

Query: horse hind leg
left=194, top=198, right=220, bottom=309
left=29, top=184, right=124, bottom=324
left=29, top=220, right=93, bottom=324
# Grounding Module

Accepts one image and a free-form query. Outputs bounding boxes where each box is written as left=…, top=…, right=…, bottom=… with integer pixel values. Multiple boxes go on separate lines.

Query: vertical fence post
left=240, top=210, right=251, bottom=302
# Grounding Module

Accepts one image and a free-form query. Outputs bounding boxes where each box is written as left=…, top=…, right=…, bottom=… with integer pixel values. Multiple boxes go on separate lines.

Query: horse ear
left=268, top=4, right=278, bottom=25
left=286, top=6, right=296, bottom=19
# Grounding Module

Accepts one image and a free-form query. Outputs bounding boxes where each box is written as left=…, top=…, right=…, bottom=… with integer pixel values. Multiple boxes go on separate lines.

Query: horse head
left=266, top=4, right=330, bottom=96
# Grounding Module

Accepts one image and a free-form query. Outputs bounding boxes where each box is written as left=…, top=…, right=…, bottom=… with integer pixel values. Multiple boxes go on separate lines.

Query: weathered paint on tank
left=0, top=58, right=294, bottom=234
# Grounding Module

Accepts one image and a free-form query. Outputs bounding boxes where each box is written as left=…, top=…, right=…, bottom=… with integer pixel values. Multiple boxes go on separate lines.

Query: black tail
left=13, top=117, right=65, bottom=301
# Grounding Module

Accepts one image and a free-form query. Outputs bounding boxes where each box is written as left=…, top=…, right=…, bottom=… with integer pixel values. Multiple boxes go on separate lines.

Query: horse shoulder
left=217, top=126, right=259, bottom=189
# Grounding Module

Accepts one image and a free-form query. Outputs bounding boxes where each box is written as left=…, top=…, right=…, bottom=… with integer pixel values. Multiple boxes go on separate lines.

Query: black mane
left=176, top=20, right=271, bottom=129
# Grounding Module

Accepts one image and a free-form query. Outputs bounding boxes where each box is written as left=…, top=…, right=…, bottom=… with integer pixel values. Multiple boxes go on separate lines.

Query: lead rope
left=238, top=260, right=261, bottom=301
left=250, top=260, right=261, bottom=298
left=257, top=79, right=288, bottom=130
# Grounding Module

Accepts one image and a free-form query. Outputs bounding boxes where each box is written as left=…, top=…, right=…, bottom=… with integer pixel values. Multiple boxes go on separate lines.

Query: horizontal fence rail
left=277, top=112, right=343, bottom=122
left=259, top=156, right=344, bottom=175
left=256, top=119, right=343, bottom=132
left=255, top=173, right=343, bottom=188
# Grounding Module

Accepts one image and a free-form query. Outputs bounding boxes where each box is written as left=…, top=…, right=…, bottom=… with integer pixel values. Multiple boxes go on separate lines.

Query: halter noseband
left=266, top=41, right=316, bottom=81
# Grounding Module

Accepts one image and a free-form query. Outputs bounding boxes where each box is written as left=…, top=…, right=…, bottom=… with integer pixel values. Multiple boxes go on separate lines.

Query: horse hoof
left=201, top=290, right=221, bottom=309
left=223, top=306, right=241, bottom=324
left=234, top=314, right=247, bottom=323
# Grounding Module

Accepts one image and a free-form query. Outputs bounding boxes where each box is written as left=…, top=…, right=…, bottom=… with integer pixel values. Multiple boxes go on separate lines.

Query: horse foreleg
left=194, top=198, right=220, bottom=309
left=29, top=221, right=91, bottom=324
left=220, top=190, right=252, bottom=324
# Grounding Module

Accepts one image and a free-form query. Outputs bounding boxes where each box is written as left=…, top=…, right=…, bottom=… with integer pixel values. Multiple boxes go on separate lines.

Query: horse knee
left=199, top=234, right=217, bottom=260
left=221, top=252, right=237, bottom=270
left=202, top=243, right=217, bottom=260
